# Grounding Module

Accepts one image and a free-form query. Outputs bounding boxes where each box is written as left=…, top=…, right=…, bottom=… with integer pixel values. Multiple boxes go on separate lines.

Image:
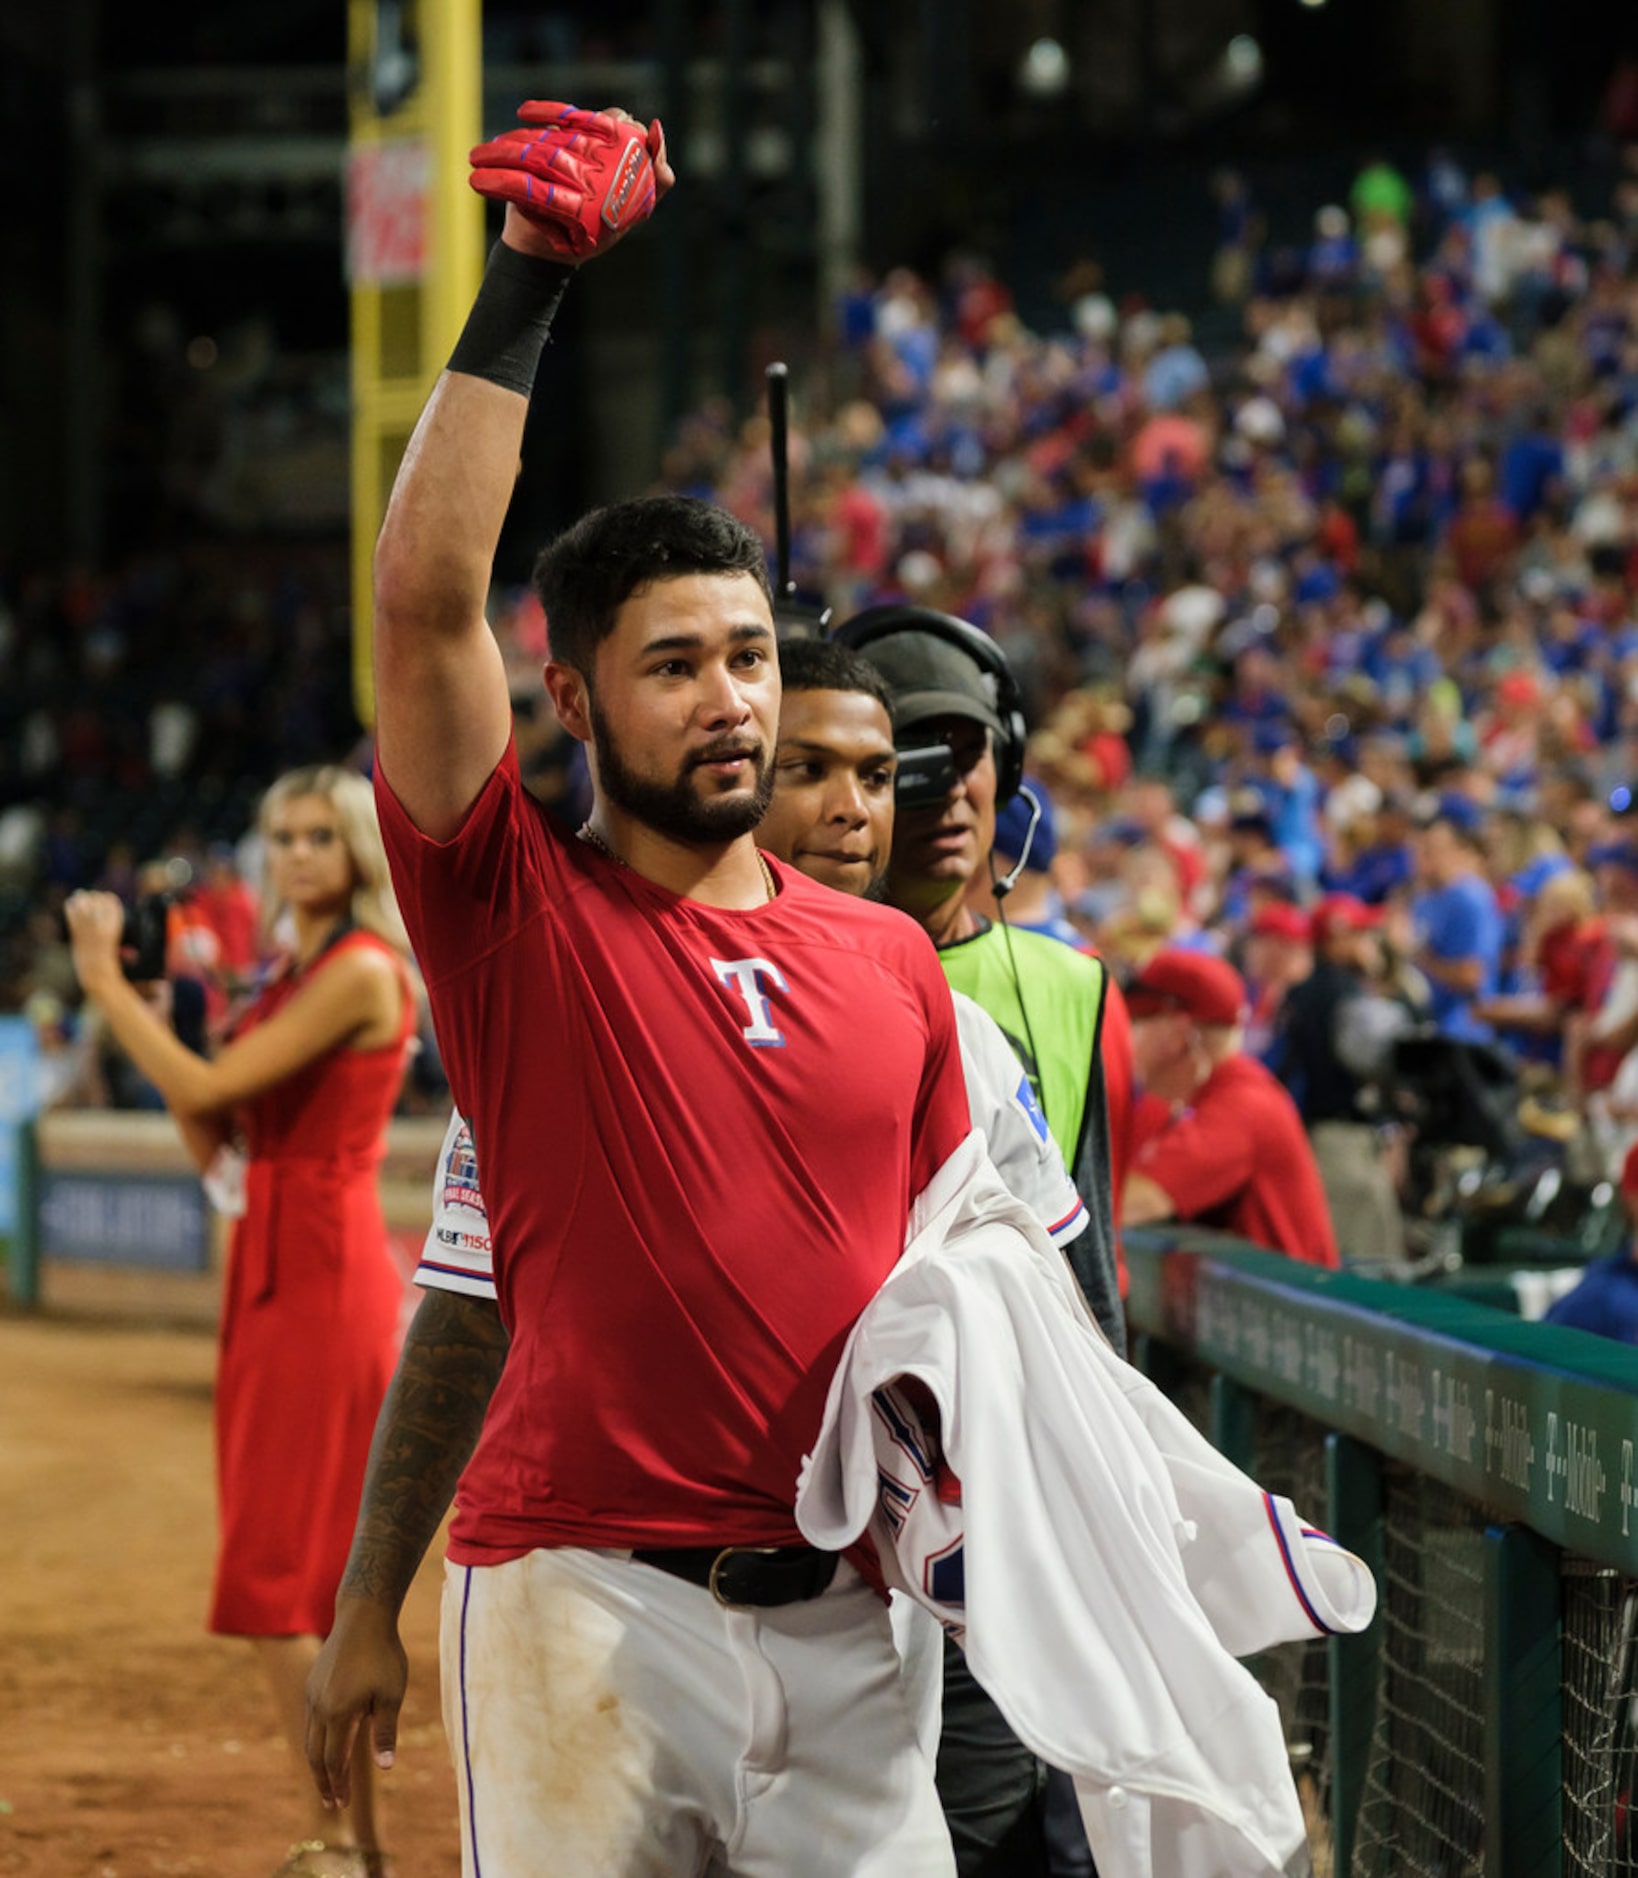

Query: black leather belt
left=630, top=1543, right=839, bottom=1609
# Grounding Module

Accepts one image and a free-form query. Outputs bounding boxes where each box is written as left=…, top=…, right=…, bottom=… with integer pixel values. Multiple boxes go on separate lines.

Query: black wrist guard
left=446, top=241, right=574, bottom=397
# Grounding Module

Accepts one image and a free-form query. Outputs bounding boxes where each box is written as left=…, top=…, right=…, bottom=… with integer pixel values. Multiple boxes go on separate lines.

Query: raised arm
left=370, top=361, right=530, bottom=838
left=374, top=104, right=672, bottom=839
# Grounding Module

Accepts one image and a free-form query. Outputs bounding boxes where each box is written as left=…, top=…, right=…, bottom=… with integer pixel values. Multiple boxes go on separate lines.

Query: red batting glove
left=468, top=103, right=663, bottom=263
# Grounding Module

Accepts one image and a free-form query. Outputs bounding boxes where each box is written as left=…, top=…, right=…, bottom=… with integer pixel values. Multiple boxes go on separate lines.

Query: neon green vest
left=938, top=922, right=1107, bottom=1161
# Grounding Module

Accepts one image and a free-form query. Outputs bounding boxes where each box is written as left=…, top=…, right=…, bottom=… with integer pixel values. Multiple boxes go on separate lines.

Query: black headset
left=831, top=604, right=1028, bottom=807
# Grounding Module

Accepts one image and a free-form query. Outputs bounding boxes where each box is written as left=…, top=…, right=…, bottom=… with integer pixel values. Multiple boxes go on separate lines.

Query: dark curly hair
left=533, top=494, right=772, bottom=677
left=776, top=635, right=895, bottom=717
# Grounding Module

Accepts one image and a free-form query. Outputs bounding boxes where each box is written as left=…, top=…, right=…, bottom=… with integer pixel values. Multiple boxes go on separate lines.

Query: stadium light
left=1223, top=36, right=1264, bottom=87
left=1018, top=37, right=1072, bottom=99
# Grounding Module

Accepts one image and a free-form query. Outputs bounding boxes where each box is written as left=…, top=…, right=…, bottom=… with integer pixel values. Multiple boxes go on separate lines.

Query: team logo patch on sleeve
left=1012, top=1071, right=1050, bottom=1144
left=419, top=1114, right=497, bottom=1293
left=441, top=1120, right=487, bottom=1218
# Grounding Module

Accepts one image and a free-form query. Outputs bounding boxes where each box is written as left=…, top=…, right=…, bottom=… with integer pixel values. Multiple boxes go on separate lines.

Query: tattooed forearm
left=339, top=1286, right=510, bottom=1611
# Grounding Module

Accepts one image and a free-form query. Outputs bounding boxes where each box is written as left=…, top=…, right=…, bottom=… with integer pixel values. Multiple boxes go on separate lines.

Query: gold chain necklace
left=577, top=824, right=776, bottom=903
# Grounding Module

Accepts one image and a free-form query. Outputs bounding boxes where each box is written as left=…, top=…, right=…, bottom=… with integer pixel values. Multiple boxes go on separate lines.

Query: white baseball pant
left=441, top=1546, right=957, bottom=1876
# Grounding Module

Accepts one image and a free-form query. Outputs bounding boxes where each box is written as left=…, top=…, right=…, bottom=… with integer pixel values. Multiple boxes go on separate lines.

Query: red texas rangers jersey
left=416, top=994, right=1085, bottom=1301
left=377, top=741, right=971, bottom=1563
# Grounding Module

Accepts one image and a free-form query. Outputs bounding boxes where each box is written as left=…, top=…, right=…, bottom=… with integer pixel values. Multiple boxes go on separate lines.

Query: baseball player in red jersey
left=304, top=106, right=973, bottom=1875
left=413, top=637, right=1095, bottom=1787
left=419, top=636, right=1090, bottom=1308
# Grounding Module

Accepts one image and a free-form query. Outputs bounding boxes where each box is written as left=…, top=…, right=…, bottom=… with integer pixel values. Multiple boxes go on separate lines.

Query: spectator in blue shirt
left=1544, top=1253, right=1638, bottom=1343
left=1410, top=800, right=1505, bottom=1041
left=1326, top=793, right=1416, bottom=905
left=1363, top=632, right=1440, bottom=732
left=1255, top=723, right=1325, bottom=889
left=1543, top=1148, right=1638, bottom=1344
left=1500, top=409, right=1564, bottom=521
left=1308, top=205, right=1359, bottom=288
left=1218, top=792, right=1294, bottom=930
left=1142, top=314, right=1211, bottom=411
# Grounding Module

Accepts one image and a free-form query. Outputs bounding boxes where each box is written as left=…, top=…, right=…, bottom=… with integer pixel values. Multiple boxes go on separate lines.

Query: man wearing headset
left=839, top=607, right=1123, bottom=1878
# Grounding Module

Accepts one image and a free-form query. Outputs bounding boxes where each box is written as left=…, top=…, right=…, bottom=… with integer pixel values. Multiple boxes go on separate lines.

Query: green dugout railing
left=1125, top=1225, right=1638, bottom=1878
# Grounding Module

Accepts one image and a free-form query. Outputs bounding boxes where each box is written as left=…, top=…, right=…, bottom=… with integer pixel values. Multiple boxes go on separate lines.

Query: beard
left=588, top=697, right=774, bottom=845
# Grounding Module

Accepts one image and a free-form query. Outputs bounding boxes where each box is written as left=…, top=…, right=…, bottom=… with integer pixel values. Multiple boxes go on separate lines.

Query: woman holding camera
left=66, top=764, right=417, bottom=1878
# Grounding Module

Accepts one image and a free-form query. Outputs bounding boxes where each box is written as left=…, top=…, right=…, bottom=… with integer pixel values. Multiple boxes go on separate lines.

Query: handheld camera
left=892, top=741, right=961, bottom=811
left=120, top=894, right=171, bottom=982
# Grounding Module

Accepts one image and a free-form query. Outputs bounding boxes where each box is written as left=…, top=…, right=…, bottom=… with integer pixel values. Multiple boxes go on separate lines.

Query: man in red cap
left=1242, top=900, right=1315, bottom=1060
left=1275, top=895, right=1408, bottom=1263
left=1122, top=949, right=1341, bottom=1267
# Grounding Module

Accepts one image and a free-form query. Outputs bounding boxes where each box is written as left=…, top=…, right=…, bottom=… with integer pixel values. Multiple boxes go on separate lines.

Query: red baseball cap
left=1311, top=893, right=1383, bottom=943
left=1250, top=902, right=1313, bottom=943
left=1126, top=949, right=1249, bottom=1027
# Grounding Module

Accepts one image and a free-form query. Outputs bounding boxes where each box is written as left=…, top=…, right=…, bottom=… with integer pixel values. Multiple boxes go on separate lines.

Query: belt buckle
left=708, top=1544, right=782, bottom=1610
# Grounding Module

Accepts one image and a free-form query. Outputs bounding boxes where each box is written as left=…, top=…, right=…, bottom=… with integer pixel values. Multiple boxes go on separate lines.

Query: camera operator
left=1578, top=839, right=1638, bottom=1182
left=1274, top=896, right=1408, bottom=1263
left=843, top=608, right=1125, bottom=1878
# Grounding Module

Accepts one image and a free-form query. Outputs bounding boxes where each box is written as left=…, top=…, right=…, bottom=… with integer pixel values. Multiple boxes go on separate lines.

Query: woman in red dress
left=67, top=765, right=417, bottom=1878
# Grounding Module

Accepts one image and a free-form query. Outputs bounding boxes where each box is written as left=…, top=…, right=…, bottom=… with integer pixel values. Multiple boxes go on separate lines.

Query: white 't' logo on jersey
left=710, top=956, right=789, bottom=1047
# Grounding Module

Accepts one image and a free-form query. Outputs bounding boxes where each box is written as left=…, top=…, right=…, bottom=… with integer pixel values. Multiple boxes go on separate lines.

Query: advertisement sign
left=0, top=1016, right=40, bottom=1238
left=38, top=1171, right=210, bottom=1272
left=346, top=136, right=429, bottom=285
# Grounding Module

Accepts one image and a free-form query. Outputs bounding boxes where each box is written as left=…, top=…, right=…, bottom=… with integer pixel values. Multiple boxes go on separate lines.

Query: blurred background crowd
left=9, top=95, right=1638, bottom=1266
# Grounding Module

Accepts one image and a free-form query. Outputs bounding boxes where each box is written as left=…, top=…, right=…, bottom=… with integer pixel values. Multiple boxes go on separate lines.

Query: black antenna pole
left=766, top=360, right=794, bottom=602
left=763, top=362, right=831, bottom=639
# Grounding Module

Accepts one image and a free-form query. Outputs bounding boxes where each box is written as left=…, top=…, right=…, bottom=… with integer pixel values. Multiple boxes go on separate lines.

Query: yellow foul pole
left=346, top=0, right=484, bottom=730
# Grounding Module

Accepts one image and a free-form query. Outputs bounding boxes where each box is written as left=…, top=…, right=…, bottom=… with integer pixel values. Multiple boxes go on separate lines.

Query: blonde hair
left=1535, top=866, right=1596, bottom=926
left=257, top=765, right=412, bottom=958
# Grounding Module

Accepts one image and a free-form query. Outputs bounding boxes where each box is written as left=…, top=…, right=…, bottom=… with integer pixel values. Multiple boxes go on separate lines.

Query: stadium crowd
left=8, top=139, right=1638, bottom=1257
left=665, top=140, right=1638, bottom=1252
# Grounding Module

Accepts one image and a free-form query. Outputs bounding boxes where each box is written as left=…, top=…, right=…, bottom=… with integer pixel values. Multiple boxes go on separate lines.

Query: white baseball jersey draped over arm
left=795, top=1129, right=1375, bottom=1878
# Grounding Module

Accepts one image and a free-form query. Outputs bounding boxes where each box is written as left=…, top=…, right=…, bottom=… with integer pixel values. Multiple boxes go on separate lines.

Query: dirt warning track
left=0, top=1312, right=460, bottom=1878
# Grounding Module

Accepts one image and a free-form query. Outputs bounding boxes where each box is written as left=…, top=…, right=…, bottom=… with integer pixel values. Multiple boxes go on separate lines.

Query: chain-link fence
left=1564, top=1561, right=1638, bottom=1878
left=1131, top=1231, right=1638, bottom=1878
left=1159, top=1351, right=1638, bottom=1877
left=1351, top=1467, right=1491, bottom=1877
